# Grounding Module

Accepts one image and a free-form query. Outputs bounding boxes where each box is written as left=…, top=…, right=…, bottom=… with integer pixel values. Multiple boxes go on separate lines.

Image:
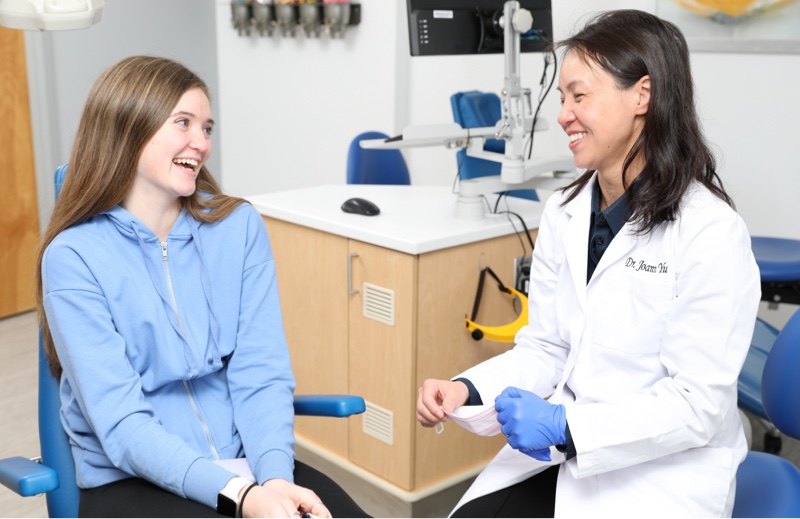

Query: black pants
left=451, top=465, right=559, bottom=518
left=79, top=460, right=369, bottom=518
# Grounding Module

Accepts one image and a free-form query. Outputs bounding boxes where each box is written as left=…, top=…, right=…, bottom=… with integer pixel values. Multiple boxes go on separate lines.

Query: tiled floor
left=0, top=311, right=48, bottom=518
left=2, top=310, right=799, bottom=518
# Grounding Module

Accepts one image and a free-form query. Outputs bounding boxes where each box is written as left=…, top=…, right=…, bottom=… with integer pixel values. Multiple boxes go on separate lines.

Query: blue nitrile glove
left=495, top=387, right=567, bottom=462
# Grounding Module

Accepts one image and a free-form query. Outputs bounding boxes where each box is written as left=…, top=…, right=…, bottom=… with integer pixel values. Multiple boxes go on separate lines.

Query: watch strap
left=237, top=483, right=257, bottom=518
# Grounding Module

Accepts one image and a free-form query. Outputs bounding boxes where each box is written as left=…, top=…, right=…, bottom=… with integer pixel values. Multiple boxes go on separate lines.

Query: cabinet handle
left=348, top=253, right=359, bottom=295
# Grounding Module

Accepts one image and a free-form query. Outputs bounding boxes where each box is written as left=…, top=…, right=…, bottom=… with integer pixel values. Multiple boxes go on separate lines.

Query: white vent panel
left=362, top=400, right=394, bottom=445
left=362, top=282, right=395, bottom=326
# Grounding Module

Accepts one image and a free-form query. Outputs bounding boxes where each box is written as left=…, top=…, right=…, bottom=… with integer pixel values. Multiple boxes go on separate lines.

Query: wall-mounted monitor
left=406, top=0, right=552, bottom=56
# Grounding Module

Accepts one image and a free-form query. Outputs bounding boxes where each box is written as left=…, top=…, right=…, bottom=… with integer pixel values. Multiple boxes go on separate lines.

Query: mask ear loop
left=435, top=422, right=445, bottom=434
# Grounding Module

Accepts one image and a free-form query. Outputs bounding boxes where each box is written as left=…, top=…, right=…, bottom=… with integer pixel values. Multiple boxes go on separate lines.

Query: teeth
left=174, top=158, right=199, bottom=168
left=569, top=132, right=587, bottom=143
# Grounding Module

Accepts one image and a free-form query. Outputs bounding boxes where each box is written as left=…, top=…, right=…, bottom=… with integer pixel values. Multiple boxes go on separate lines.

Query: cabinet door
left=347, top=239, right=417, bottom=490
left=0, top=28, right=39, bottom=318
left=262, top=217, right=350, bottom=456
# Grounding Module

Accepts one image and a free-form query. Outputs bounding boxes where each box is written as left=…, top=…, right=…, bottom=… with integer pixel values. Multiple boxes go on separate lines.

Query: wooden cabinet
left=263, top=216, right=536, bottom=492
left=0, top=28, right=40, bottom=319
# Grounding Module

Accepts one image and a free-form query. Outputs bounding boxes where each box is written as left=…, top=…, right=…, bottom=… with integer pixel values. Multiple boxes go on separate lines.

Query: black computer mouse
left=341, top=197, right=380, bottom=216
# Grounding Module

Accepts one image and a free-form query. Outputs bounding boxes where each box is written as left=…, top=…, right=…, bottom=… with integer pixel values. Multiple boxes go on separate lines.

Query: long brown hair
left=36, top=56, right=245, bottom=378
left=556, top=10, right=733, bottom=234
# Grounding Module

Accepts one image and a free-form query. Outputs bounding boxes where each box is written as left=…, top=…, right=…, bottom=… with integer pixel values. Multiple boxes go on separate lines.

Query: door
left=0, top=27, right=40, bottom=319
left=348, top=239, right=417, bottom=490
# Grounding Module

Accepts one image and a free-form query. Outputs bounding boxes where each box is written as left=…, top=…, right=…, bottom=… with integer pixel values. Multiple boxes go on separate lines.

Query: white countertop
left=247, top=185, right=544, bottom=255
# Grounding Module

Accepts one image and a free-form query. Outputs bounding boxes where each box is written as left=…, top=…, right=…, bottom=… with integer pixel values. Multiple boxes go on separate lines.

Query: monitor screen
left=406, top=0, right=552, bottom=56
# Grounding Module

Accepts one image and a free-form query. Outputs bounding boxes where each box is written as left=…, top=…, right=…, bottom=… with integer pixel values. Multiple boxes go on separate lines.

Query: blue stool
left=733, top=307, right=800, bottom=517
left=753, top=237, right=800, bottom=307
left=738, top=236, right=800, bottom=454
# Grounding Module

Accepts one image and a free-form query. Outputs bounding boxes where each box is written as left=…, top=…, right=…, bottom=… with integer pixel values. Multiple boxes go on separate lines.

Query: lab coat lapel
left=589, top=222, right=638, bottom=283
left=562, top=180, right=593, bottom=311
left=556, top=177, right=595, bottom=393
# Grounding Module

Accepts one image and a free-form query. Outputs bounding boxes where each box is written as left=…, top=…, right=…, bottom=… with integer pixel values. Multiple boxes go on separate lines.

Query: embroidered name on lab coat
left=625, top=257, right=668, bottom=274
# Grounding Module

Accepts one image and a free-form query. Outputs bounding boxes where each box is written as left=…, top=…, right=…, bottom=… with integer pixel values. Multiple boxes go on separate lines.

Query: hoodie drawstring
left=187, top=218, right=222, bottom=356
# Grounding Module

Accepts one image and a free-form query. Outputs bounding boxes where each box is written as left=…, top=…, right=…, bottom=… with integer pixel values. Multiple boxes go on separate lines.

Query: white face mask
left=440, top=404, right=502, bottom=436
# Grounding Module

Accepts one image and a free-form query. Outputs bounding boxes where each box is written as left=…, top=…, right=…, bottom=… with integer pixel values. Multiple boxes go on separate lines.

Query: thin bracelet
left=236, top=483, right=257, bottom=518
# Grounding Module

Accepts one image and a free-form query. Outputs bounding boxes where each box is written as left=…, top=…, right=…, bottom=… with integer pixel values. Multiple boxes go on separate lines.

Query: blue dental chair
left=738, top=236, right=800, bottom=454
left=450, top=90, right=539, bottom=202
left=0, top=165, right=366, bottom=517
left=732, top=305, right=800, bottom=517
left=753, top=237, right=800, bottom=308
left=346, top=131, right=410, bottom=185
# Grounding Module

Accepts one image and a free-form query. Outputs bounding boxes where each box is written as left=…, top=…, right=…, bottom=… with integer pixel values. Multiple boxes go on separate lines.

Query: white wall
left=213, top=0, right=402, bottom=197
left=691, top=51, right=800, bottom=240
left=215, top=0, right=800, bottom=242
left=214, top=0, right=569, bottom=193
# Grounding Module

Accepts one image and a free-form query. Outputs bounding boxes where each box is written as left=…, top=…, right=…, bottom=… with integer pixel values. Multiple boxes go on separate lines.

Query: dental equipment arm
left=361, top=1, right=575, bottom=219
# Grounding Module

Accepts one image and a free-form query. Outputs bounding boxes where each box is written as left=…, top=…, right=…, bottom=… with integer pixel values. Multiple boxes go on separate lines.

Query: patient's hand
left=240, top=478, right=331, bottom=518
left=416, top=379, right=469, bottom=427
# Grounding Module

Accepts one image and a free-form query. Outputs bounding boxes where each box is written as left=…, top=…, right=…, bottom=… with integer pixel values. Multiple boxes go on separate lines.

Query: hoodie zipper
left=161, top=240, right=221, bottom=460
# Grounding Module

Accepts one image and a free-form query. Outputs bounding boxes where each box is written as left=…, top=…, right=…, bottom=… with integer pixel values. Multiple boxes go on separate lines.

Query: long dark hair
left=556, top=10, right=732, bottom=234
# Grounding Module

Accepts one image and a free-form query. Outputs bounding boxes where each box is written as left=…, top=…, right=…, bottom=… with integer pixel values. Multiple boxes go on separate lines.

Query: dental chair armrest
left=0, top=397, right=365, bottom=498
left=293, top=395, right=366, bottom=417
left=0, top=456, right=59, bottom=497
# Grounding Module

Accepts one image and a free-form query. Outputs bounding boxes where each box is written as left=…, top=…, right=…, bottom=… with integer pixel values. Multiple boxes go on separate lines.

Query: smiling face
left=128, top=87, right=214, bottom=211
left=557, top=50, right=650, bottom=186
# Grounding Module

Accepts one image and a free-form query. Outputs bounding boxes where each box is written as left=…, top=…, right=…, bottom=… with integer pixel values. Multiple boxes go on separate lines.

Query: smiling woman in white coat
left=416, top=10, right=761, bottom=518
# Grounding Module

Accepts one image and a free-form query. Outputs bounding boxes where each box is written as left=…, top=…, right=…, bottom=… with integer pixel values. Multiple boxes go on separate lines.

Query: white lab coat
left=453, top=176, right=761, bottom=517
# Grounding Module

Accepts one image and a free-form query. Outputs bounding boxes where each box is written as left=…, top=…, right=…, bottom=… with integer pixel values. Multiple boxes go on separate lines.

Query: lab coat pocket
left=593, top=275, right=674, bottom=355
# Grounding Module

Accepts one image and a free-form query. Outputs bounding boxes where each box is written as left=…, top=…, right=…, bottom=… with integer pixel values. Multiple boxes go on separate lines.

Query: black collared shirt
left=587, top=178, right=634, bottom=283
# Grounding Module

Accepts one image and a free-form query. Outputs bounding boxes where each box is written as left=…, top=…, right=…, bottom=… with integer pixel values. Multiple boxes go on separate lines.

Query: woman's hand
left=495, top=386, right=566, bottom=462
left=416, top=379, right=469, bottom=427
left=240, top=478, right=331, bottom=518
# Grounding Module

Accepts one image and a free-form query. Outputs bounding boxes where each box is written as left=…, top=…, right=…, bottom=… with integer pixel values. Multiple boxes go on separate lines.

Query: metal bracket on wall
left=231, top=2, right=362, bottom=38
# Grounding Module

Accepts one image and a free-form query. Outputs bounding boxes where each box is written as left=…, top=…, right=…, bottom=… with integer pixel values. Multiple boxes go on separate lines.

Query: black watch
left=216, top=477, right=253, bottom=517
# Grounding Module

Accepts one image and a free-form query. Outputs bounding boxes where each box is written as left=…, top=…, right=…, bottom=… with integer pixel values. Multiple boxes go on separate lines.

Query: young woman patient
left=37, top=55, right=368, bottom=519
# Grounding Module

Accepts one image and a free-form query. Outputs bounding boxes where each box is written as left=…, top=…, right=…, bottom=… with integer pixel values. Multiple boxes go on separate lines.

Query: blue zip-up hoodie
left=42, top=201, right=296, bottom=508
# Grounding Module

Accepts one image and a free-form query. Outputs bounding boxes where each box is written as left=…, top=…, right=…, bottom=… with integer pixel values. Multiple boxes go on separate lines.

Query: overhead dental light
left=0, top=0, right=105, bottom=31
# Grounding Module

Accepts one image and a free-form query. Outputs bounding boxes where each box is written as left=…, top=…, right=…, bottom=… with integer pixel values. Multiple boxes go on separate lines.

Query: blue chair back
left=39, top=333, right=80, bottom=517
left=451, top=91, right=505, bottom=158
left=54, top=164, right=68, bottom=201
left=762, top=307, right=800, bottom=437
left=737, top=317, right=778, bottom=419
left=346, top=131, right=410, bottom=185
left=42, top=164, right=81, bottom=517
left=451, top=91, right=538, bottom=202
